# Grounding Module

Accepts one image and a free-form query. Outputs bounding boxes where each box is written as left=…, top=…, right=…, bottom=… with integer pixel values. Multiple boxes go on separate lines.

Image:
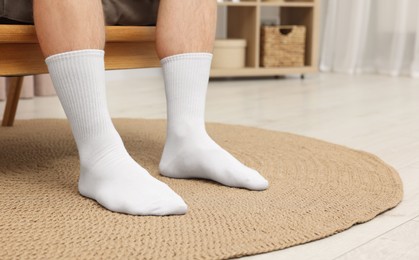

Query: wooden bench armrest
left=0, top=25, right=156, bottom=43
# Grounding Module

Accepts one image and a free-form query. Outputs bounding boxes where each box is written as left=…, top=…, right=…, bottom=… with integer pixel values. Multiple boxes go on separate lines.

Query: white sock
left=159, top=53, right=269, bottom=190
left=46, top=50, right=187, bottom=215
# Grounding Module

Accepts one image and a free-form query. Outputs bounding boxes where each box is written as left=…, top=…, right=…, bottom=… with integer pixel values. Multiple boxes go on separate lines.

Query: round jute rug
left=0, top=119, right=402, bottom=259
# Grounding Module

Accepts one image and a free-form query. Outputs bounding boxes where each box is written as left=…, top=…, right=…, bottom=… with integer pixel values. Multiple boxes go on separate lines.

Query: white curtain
left=320, top=0, right=419, bottom=77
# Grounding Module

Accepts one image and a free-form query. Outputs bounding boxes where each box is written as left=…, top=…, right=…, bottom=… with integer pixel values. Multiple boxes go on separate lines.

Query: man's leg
left=34, top=0, right=187, bottom=215
left=156, top=0, right=269, bottom=190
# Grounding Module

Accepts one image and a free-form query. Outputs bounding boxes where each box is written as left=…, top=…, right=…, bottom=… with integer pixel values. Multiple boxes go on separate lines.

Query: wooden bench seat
left=0, top=25, right=160, bottom=126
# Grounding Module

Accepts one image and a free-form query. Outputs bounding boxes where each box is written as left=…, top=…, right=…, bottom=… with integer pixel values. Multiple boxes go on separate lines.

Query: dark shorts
left=0, top=0, right=160, bottom=26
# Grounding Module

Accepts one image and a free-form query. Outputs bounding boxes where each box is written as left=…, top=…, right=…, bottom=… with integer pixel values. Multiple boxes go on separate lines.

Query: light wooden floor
left=1, top=72, right=418, bottom=259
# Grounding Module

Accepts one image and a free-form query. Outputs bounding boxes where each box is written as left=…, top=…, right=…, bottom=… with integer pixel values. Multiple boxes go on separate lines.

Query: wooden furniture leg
left=2, top=76, right=24, bottom=127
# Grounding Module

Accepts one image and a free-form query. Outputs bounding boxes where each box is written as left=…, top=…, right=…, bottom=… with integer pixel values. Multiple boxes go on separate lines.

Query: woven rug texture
left=0, top=119, right=403, bottom=259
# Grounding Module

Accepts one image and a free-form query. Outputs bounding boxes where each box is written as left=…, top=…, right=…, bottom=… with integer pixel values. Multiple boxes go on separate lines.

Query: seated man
left=1, top=0, right=269, bottom=216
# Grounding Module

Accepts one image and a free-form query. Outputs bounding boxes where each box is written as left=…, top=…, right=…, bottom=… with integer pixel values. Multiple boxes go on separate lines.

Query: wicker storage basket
left=260, top=25, right=306, bottom=67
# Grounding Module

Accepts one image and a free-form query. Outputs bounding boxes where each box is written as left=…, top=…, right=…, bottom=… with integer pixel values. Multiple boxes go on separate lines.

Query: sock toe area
left=145, top=198, right=188, bottom=216
left=231, top=168, right=269, bottom=191
left=246, top=175, right=269, bottom=191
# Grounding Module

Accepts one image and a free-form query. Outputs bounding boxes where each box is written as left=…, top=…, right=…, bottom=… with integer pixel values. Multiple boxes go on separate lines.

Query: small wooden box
left=212, top=39, right=247, bottom=69
left=260, top=25, right=306, bottom=67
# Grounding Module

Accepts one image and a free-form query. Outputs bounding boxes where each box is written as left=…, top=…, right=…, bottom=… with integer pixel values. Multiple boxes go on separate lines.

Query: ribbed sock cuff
left=160, top=52, right=213, bottom=65
left=46, top=49, right=104, bottom=64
